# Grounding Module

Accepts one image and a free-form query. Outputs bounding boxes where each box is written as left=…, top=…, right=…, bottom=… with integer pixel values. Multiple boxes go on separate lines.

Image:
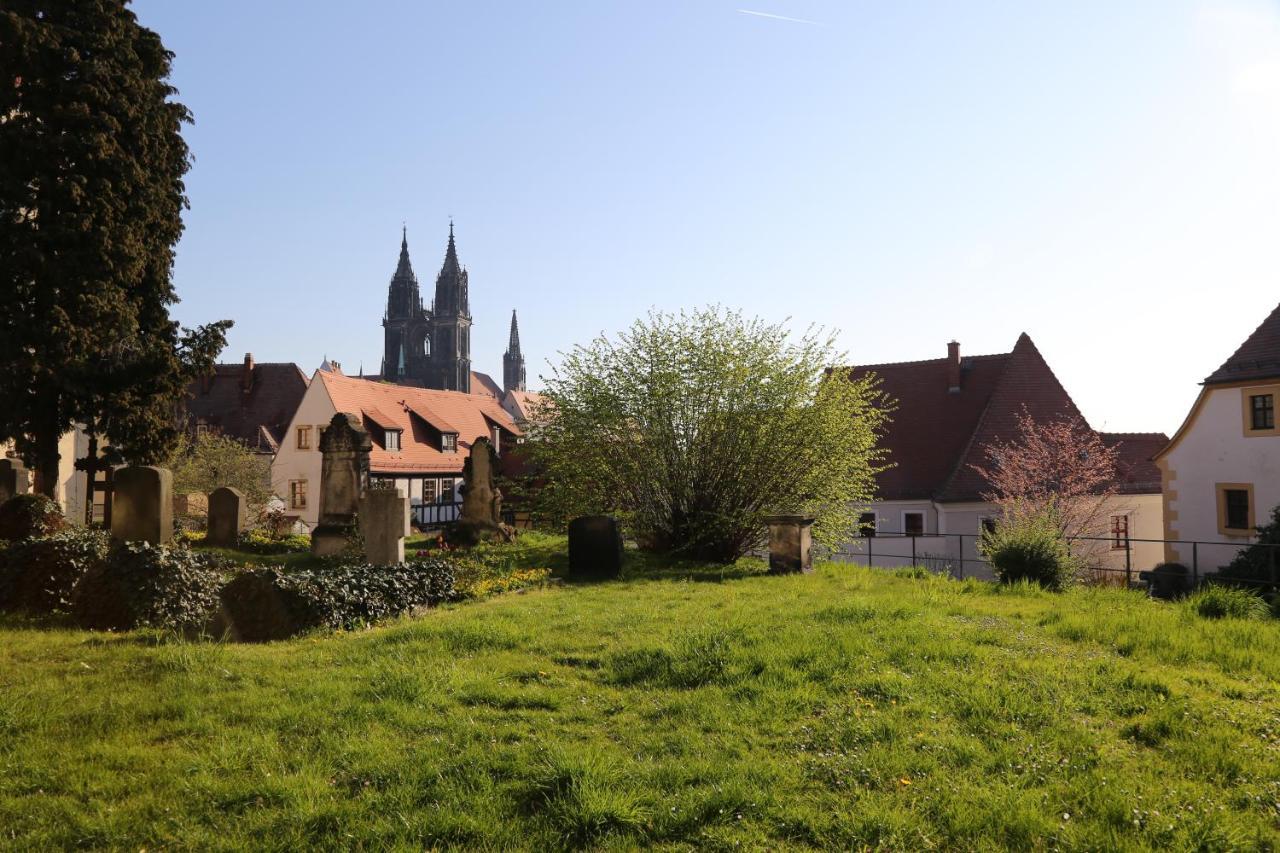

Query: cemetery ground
left=2, top=542, right=1280, bottom=850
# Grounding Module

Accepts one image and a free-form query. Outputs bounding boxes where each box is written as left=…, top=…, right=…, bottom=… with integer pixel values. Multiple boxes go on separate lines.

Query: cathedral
left=381, top=224, right=525, bottom=395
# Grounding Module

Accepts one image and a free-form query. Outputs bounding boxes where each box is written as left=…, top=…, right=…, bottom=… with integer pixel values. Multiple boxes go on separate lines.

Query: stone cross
left=206, top=486, right=246, bottom=547
left=0, top=458, right=29, bottom=505
left=111, top=466, right=173, bottom=544
left=764, top=515, right=816, bottom=574
left=312, top=412, right=372, bottom=556
left=358, top=488, right=407, bottom=565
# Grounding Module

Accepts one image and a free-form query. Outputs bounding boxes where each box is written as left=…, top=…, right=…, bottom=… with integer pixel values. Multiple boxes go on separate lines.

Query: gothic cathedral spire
left=504, top=309, right=526, bottom=393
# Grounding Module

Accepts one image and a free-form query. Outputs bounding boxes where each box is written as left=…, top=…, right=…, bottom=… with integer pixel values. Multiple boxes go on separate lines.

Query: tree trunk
left=33, top=426, right=60, bottom=502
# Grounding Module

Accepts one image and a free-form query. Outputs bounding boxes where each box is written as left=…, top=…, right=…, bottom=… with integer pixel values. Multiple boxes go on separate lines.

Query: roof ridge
left=846, top=351, right=1012, bottom=371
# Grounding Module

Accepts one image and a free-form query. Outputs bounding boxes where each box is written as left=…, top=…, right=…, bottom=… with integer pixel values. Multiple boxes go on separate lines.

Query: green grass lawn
left=2, top=545, right=1279, bottom=850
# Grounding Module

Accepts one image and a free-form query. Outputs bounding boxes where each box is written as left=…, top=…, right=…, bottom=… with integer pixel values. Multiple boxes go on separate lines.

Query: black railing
left=833, top=532, right=1280, bottom=589
left=411, top=501, right=462, bottom=528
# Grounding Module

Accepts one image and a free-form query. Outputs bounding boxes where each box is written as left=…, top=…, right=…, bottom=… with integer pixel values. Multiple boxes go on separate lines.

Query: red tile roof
left=847, top=334, right=1163, bottom=503
left=1204, top=301, right=1280, bottom=385
left=470, top=371, right=503, bottom=398
left=318, top=371, right=521, bottom=475
left=1099, top=432, right=1168, bottom=495
left=184, top=360, right=309, bottom=452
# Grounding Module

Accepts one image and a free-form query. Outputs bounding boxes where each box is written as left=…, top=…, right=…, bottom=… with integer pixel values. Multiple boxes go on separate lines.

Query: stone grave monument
left=567, top=515, right=623, bottom=580
left=358, top=486, right=408, bottom=565
left=764, top=514, right=815, bottom=574
left=0, top=458, right=28, bottom=504
left=111, top=466, right=173, bottom=544
left=206, top=486, right=246, bottom=547
left=449, top=436, right=514, bottom=545
left=312, top=413, right=372, bottom=556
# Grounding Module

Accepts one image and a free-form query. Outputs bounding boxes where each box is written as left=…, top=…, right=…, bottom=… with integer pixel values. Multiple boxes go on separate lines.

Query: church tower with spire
left=381, top=227, right=430, bottom=382
left=424, top=222, right=472, bottom=392
left=503, top=310, right=526, bottom=393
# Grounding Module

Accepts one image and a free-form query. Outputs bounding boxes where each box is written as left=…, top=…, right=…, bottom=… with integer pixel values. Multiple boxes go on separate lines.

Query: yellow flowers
left=458, top=568, right=552, bottom=599
left=899, top=777, right=912, bottom=787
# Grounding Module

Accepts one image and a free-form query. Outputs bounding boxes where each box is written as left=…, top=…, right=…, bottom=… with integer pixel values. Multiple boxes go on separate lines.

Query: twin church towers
left=380, top=224, right=526, bottom=395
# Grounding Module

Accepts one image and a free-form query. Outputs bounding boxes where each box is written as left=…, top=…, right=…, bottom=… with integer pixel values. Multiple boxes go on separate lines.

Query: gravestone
left=449, top=437, right=514, bottom=545
left=207, top=487, right=246, bottom=547
left=568, top=515, right=623, bottom=580
left=312, top=413, right=372, bottom=556
left=359, top=488, right=407, bottom=565
left=0, top=458, right=28, bottom=504
left=111, top=466, right=173, bottom=544
left=764, top=515, right=816, bottom=574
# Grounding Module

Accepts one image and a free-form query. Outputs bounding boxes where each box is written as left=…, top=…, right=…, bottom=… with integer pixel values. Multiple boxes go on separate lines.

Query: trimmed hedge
left=0, top=528, right=110, bottom=614
left=72, top=542, right=225, bottom=632
left=221, top=558, right=456, bottom=641
left=0, top=494, right=66, bottom=542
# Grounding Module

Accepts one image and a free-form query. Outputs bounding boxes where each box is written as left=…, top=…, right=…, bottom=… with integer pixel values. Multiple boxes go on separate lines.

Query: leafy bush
left=72, top=542, right=225, bottom=632
left=235, top=529, right=311, bottom=555
left=979, top=506, right=1078, bottom=591
left=1220, top=504, right=1280, bottom=587
left=1184, top=586, right=1270, bottom=621
left=0, top=528, right=110, bottom=614
left=220, top=558, right=456, bottom=641
left=0, top=494, right=66, bottom=542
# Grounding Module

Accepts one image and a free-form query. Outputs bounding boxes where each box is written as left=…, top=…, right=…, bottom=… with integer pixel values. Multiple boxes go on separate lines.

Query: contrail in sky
left=736, top=9, right=822, bottom=25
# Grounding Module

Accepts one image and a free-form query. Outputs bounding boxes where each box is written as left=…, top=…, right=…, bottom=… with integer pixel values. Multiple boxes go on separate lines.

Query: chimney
left=241, top=353, right=254, bottom=394
left=947, top=341, right=961, bottom=392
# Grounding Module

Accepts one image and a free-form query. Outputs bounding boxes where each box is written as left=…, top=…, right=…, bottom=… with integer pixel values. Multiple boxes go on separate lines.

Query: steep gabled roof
left=317, top=371, right=520, bottom=474
left=937, top=334, right=1086, bottom=502
left=846, top=334, right=1162, bottom=503
left=470, top=370, right=502, bottom=398
left=1204, top=301, right=1280, bottom=385
left=1100, top=432, right=1169, bottom=495
left=184, top=360, right=309, bottom=453
left=847, top=352, right=1010, bottom=501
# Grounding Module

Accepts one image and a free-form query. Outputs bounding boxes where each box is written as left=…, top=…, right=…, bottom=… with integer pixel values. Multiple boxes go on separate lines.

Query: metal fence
left=832, top=532, right=1280, bottom=589
left=411, top=500, right=461, bottom=528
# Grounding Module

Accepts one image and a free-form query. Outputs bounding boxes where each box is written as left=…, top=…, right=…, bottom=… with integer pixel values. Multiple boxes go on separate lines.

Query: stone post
left=567, top=515, right=623, bottom=580
left=359, top=489, right=407, bottom=565
left=764, top=515, right=816, bottom=574
left=111, top=466, right=174, bottom=544
left=312, top=413, right=372, bottom=556
left=0, top=458, right=29, bottom=505
left=207, top=486, right=247, bottom=547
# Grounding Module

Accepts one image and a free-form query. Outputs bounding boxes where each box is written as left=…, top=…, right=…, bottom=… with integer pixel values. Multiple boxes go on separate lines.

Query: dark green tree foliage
left=0, top=2, right=230, bottom=498
left=1222, top=503, right=1280, bottom=587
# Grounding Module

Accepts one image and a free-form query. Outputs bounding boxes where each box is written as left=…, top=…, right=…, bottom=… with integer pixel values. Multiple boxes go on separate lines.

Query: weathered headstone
left=207, top=486, right=246, bottom=547
left=0, top=458, right=28, bottom=504
left=312, top=413, right=372, bottom=556
left=359, top=488, right=407, bottom=565
left=568, top=515, right=623, bottom=580
left=111, top=466, right=173, bottom=544
left=764, top=515, right=815, bottom=574
left=449, top=437, right=514, bottom=544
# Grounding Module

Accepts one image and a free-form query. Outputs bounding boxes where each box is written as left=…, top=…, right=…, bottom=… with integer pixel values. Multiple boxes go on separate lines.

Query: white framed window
left=858, top=511, right=877, bottom=537
left=903, top=511, right=924, bottom=536
left=442, top=433, right=457, bottom=453
left=385, top=429, right=400, bottom=452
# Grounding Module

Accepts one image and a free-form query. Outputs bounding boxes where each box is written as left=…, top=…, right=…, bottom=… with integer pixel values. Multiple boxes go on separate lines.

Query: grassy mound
left=1, top=545, right=1278, bottom=849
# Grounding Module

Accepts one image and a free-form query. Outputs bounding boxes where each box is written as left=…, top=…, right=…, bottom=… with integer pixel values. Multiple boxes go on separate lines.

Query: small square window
left=980, top=517, right=998, bottom=535
left=858, top=512, right=877, bottom=537
left=442, top=433, right=457, bottom=453
left=1250, top=394, right=1275, bottom=431
left=289, top=479, right=308, bottom=510
left=296, top=426, right=311, bottom=450
left=904, top=512, right=924, bottom=536
left=1224, top=489, right=1250, bottom=531
left=1110, top=515, right=1129, bottom=550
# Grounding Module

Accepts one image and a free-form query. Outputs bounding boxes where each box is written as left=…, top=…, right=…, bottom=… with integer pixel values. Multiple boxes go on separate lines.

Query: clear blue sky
left=132, top=0, right=1280, bottom=434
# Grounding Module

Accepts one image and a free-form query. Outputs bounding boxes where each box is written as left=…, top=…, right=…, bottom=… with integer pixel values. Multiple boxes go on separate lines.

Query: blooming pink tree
left=971, top=408, right=1119, bottom=544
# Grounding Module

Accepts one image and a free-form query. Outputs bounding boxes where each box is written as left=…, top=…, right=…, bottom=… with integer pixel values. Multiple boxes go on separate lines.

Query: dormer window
left=385, top=429, right=400, bottom=452
left=442, top=433, right=457, bottom=453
